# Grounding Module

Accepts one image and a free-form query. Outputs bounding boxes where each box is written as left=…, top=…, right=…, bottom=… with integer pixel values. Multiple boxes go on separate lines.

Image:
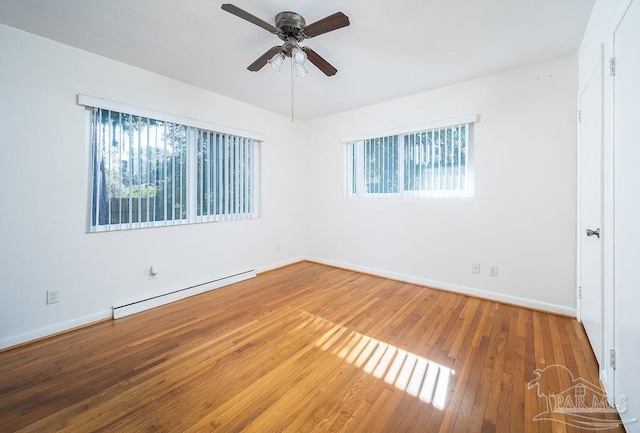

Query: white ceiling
left=0, top=0, right=594, bottom=120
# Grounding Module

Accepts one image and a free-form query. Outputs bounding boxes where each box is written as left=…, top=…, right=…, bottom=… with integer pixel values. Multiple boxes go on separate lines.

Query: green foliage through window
left=347, top=123, right=472, bottom=197
left=89, top=108, right=258, bottom=231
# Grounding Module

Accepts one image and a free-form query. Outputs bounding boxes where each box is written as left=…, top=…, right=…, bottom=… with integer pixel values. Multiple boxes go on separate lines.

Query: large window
left=84, top=97, right=260, bottom=232
left=346, top=117, right=475, bottom=197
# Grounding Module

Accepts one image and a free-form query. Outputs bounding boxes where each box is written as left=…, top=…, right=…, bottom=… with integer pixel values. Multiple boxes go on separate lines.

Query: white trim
left=603, top=31, right=616, bottom=403
left=0, top=256, right=577, bottom=350
left=612, top=0, right=635, bottom=33
left=340, top=113, right=478, bottom=143
left=90, top=218, right=190, bottom=233
left=0, top=310, right=112, bottom=350
left=466, top=123, right=476, bottom=197
left=576, top=83, right=584, bottom=322
left=306, top=256, right=577, bottom=317
left=77, top=94, right=265, bottom=141
left=112, top=270, right=256, bottom=319
left=256, top=257, right=306, bottom=274
left=601, top=368, right=613, bottom=399
left=351, top=191, right=474, bottom=199
left=85, top=108, right=94, bottom=233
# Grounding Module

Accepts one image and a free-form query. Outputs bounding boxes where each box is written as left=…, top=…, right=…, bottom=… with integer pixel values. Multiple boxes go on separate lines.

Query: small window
left=87, top=102, right=260, bottom=232
left=347, top=119, right=474, bottom=197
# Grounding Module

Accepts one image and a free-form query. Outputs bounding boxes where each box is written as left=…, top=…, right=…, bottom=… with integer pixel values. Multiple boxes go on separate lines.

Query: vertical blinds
left=363, top=135, right=399, bottom=194
left=348, top=122, right=472, bottom=197
left=403, top=124, right=468, bottom=194
left=195, top=130, right=255, bottom=223
left=89, top=107, right=258, bottom=232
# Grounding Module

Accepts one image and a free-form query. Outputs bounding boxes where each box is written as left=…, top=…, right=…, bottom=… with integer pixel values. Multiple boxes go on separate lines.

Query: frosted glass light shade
left=268, top=52, right=285, bottom=72
left=292, top=47, right=307, bottom=65
left=295, top=62, right=309, bottom=77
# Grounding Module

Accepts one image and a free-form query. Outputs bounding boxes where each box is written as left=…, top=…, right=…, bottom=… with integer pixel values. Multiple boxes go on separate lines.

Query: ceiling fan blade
left=221, top=4, right=279, bottom=34
left=247, top=47, right=282, bottom=71
left=302, top=47, right=338, bottom=76
left=303, top=12, right=350, bottom=38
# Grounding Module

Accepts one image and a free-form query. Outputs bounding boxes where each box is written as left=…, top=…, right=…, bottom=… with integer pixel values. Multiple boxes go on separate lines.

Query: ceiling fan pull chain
left=291, top=58, right=295, bottom=122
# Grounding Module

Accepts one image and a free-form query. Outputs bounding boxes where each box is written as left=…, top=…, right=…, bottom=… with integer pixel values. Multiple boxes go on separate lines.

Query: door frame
left=599, top=0, right=635, bottom=400
left=576, top=45, right=605, bottom=366
left=611, top=0, right=638, bottom=412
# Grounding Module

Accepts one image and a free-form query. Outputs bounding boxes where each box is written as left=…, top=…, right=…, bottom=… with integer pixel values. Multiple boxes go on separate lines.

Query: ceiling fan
left=221, top=4, right=350, bottom=77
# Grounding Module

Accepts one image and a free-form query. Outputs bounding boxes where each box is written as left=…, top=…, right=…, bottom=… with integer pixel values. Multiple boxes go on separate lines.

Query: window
left=346, top=116, right=475, bottom=197
left=83, top=96, right=261, bottom=232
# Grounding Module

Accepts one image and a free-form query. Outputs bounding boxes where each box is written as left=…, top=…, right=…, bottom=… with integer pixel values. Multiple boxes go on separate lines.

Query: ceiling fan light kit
left=291, top=47, right=307, bottom=65
left=294, top=62, right=309, bottom=77
left=221, top=4, right=349, bottom=76
left=268, top=52, right=285, bottom=72
left=221, top=4, right=350, bottom=120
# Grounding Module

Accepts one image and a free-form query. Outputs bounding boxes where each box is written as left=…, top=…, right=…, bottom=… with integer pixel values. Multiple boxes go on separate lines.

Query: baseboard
left=0, top=310, right=112, bottom=351
left=113, top=270, right=256, bottom=319
left=306, top=256, right=577, bottom=317
left=0, top=256, right=576, bottom=350
left=0, top=260, right=290, bottom=350
left=256, top=257, right=306, bottom=274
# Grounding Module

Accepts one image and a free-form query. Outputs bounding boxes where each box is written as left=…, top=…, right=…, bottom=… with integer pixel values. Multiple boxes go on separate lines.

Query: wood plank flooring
left=0, top=261, right=625, bottom=432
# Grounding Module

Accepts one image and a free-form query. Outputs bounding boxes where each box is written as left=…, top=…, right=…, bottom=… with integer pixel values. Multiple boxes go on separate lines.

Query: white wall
left=304, top=56, right=578, bottom=315
left=0, top=24, right=306, bottom=349
left=0, top=22, right=582, bottom=349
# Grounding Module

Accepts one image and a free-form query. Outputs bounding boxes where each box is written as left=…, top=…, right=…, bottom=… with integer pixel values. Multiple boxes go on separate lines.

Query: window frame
left=343, top=115, right=477, bottom=198
left=79, top=95, right=263, bottom=232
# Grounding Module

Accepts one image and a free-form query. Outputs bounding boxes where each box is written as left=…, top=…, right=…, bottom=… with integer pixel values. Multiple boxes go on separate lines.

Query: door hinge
left=610, top=57, right=616, bottom=77
left=610, top=349, right=616, bottom=369
left=578, top=287, right=582, bottom=299
left=578, top=110, right=582, bottom=122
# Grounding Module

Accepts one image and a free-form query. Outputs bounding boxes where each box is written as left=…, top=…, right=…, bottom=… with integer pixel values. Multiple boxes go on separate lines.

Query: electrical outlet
left=46, top=290, right=60, bottom=304
left=472, top=263, right=480, bottom=274
left=490, top=265, right=498, bottom=276
left=275, top=244, right=281, bottom=252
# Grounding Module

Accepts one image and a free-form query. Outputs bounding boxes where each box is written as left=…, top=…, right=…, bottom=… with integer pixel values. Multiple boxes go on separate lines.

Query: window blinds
left=347, top=120, right=473, bottom=198
left=89, top=106, right=259, bottom=232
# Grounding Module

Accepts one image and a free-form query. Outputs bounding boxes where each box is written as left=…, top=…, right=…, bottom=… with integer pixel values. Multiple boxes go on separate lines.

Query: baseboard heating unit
left=112, top=269, right=256, bottom=319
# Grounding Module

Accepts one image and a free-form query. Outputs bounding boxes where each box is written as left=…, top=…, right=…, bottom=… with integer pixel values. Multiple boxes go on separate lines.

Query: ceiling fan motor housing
left=275, top=12, right=306, bottom=42
left=220, top=4, right=347, bottom=76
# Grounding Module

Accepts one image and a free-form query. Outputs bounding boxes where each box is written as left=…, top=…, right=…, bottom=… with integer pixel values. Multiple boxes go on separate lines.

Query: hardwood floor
left=0, top=261, right=624, bottom=432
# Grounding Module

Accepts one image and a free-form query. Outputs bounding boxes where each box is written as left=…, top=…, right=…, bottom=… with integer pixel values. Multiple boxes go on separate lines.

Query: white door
left=614, top=0, right=640, bottom=428
left=578, top=53, right=604, bottom=369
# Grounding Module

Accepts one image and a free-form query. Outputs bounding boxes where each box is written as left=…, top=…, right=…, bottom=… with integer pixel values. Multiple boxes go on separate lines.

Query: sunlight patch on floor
left=311, top=313, right=455, bottom=410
